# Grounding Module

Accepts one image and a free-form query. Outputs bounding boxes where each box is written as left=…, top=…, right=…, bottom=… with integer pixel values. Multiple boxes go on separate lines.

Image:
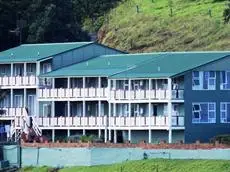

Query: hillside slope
left=98, top=0, right=230, bottom=52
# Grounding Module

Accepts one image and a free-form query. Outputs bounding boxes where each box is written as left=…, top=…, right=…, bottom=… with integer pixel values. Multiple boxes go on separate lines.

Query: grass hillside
left=98, top=0, right=230, bottom=52
left=21, top=159, right=230, bottom=172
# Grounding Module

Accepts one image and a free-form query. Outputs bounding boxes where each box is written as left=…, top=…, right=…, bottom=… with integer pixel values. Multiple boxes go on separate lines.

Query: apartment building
left=0, top=42, right=230, bottom=143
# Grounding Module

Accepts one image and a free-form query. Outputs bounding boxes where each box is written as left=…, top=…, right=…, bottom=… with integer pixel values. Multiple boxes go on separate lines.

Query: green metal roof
left=41, top=53, right=162, bottom=77
left=0, top=42, right=93, bottom=63
left=110, top=52, right=230, bottom=78
left=41, top=52, right=230, bottom=78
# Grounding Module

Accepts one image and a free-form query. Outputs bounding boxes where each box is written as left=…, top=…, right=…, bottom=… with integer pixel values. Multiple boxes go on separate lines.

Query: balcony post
left=35, top=62, right=40, bottom=117
left=108, top=102, right=111, bottom=141
left=51, top=101, right=55, bottom=117
left=67, top=77, right=70, bottom=89
left=149, top=78, right=151, bottom=100
left=67, top=101, right=70, bottom=117
left=10, top=63, right=13, bottom=77
left=24, top=63, right=27, bottom=77
left=167, top=78, right=172, bottom=143
left=10, top=89, right=13, bottom=108
left=52, top=129, right=55, bottom=142
left=23, top=88, right=26, bottom=109
left=83, top=100, right=86, bottom=135
left=128, top=79, right=131, bottom=142
left=98, top=100, right=101, bottom=138
left=148, top=102, right=151, bottom=143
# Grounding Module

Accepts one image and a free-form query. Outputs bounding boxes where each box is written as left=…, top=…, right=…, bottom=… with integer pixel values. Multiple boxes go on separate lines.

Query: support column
left=67, top=129, right=70, bottom=137
left=10, top=63, right=13, bottom=77
left=10, top=89, right=13, bottom=107
left=114, top=129, right=117, bottom=143
left=24, top=63, right=27, bottom=77
left=104, top=128, right=107, bottom=143
left=52, top=129, right=55, bottom=142
left=83, top=101, right=86, bottom=135
left=128, top=79, right=131, bottom=143
left=148, top=102, right=152, bottom=143
left=108, top=102, right=111, bottom=141
left=67, top=101, right=70, bottom=117
left=36, top=62, right=40, bottom=117
left=168, top=78, right=172, bottom=143
left=98, top=100, right=101, bottom=138
left=67, top=77, right=70, bottom=88
left=23, top=88, right=26, bottom=108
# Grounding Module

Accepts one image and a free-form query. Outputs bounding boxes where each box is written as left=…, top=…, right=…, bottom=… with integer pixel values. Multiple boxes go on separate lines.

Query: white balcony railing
left=38, top=88, right=109, bottom=99
left=21, top=116, right=184, bottom=128
left=111, top=89, right=184, bottom=100
left=0, top=76, right=37, bottom=87
left=0, top=107, right=26, bottom=117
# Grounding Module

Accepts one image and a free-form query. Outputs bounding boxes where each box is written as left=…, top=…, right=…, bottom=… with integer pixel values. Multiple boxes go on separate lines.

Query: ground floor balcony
left=15, top=116, right=184, bottom=129
left=0, top=76, right=37, bottom=88
left=110, top=89, right=184, bottom=101
left=38, top=88, right=108, bottom=100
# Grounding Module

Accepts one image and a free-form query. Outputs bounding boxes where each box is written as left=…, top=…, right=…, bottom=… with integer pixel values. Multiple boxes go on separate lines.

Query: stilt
left=52, top=129, right=55, bottom=142
left=148, top=129, right=152, bottom=143
left=98, top=129, right=101, bottom=138
left=128, top=130, right=131, bottom=142
left=114, top=130, right=117, bottom=143
left=104, top=129, right=107, bottom=143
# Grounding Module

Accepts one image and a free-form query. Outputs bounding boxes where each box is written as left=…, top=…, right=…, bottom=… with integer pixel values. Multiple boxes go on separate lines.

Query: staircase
left=10, top=108, right=42, bottom=142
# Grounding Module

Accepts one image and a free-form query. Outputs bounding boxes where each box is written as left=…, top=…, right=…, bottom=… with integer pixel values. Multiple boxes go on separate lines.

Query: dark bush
left=223, top=0, right=230, bottom=23
left=210, top=134, right=230, bottom=145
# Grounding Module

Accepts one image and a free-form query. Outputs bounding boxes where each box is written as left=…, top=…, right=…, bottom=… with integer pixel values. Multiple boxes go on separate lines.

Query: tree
left=223, top=0, right=230, bottom=23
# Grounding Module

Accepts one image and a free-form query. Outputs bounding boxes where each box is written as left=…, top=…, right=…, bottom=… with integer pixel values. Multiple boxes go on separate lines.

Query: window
left=192, top=71, right=216, bottom=90
left=220, top=71, right=230, bottom=90
left=220, top=102, right=230, bottom=123
left=192, top=103, right=216, bottom=123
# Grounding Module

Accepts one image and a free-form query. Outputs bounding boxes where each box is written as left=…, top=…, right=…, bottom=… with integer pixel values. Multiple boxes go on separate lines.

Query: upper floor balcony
left=0, top=76, right=37, bottom=88
left=38, top=87, right=108, bottom=100
left=38, top=77, right=184, bottom=101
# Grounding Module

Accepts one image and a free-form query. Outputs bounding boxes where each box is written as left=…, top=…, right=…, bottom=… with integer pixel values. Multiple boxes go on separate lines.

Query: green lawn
left=21, top=159, right=230, bottom=172
left=99, top=0, right=230, bottom=52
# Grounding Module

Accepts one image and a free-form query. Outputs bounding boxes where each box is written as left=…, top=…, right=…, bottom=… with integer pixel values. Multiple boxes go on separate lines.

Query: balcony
left=38, top=88, right=108, bottom=100
left=110, top=89, right=184, bottom=100
left=18, top=116, right=184, bottom=129
left=0, top=76, right=37, bottom=87
left=0, top=108, right=27, bottom=119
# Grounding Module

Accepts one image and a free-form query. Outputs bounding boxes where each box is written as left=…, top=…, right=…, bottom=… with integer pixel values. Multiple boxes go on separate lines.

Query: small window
left=192, top=71, right=216, bottom=90
left=192, top=103, right=216, bottom=123
left=220, top=102, right=230, bottom=123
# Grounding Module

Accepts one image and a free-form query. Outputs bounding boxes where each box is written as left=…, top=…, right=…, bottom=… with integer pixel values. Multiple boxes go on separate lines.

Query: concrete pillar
left=168, top=78, right=172, bottom=143
left=113, top=103, right=116, bottom=117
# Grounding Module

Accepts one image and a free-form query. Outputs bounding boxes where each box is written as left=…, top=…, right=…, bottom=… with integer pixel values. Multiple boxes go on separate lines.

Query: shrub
left=223, top=0, right=230, bottom=23
left=210, top=134, right=230, bottom=145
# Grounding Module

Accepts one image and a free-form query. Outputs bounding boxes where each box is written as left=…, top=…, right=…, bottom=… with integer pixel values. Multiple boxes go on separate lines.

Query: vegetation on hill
left=99, top=0, right=230, bottom=52
left=21, top=159, right=230, bottom=172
